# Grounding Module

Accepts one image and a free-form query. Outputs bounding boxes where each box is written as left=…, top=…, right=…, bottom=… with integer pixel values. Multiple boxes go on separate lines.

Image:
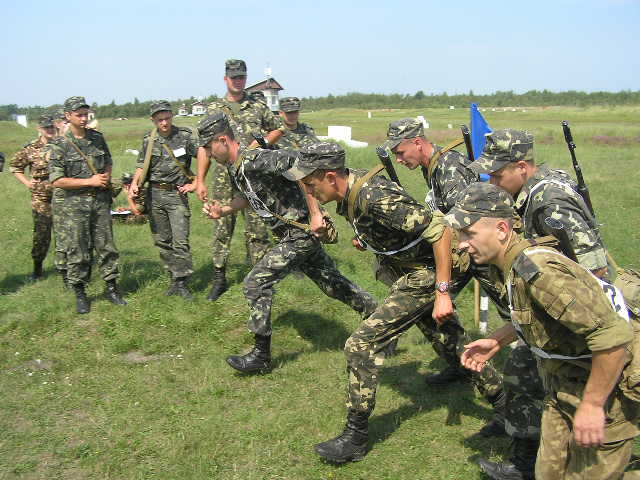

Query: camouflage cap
left=38, top=114, right=54, bottom=128
left=443, top=182, right=516, bottom=230
left=63, top=96, right=89, bottom=112
left=197, top=112, right=230, bottom=147
left=225, top=59, right=247, bottom=78
left=382, top=117, right=425, bottom=151
left=150, top=100, right=172, bottom=116
left=470, top=129, right=534, bottom=174
left=51, top=108, right=66, bottom=120
left=121, top=172, right=134, bottom=184
left=284, top=142, right=345, bottom=181
left=279, top=97, right=301, bottom=112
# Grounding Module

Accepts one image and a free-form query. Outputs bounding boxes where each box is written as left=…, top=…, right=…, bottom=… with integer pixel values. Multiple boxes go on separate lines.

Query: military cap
left=279, top=97, right=301, bottom=112
left=121, top=172, right=134, bottom=184
left=443, top=182, right=516, bottom=230
left=63, top=96, right=90, bottom=112
left=470, top=129, right=534, bottom=174
left=38, top=114, right=54, bottom=128
left=54, top=108, right=66, bottom=120
left=382, top=117, right=425, bottom=151
left=284, top=142, right=345, bottom=181
left=225, top=59, right=247, bottom=78
left=150, top=100, right=172, bottom=116
left=197, top=112, right=230, bottom=147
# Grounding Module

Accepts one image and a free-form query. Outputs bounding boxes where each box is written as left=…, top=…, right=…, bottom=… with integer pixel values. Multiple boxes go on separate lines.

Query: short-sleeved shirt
left=276, top=122, right=319, bottom=150
left=10, top=137, right=50, bottom=180
left=207, top=92, right=282, bottom=147
left=514, top=164, right=607, bottom=271
left=136, top=125, right=198, bottom=185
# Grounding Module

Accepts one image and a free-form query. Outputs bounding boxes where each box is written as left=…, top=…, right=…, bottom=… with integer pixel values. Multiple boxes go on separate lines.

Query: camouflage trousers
left=210, top=164, right=271, bottom=268
left=345, top=266, right=502, bottom=413
left=30, top=186, right=53, bottom=262
left=62, top=192, right=119, bottom=286
left=52, top=191, right=68, bottom=272
left=243, top=226, right=377, bottom=337
left=537, top=381, right=639, bottom=479
left=148, top=187, right=193, bottom=279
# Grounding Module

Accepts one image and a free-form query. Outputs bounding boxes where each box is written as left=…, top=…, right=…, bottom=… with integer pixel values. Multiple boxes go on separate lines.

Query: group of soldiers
left=9, top=58, right=640, bottom=479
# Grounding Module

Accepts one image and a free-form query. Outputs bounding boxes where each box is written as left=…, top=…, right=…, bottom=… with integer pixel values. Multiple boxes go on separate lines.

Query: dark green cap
left=382, top=117, right=425, bottom=151
left=470, top=129, right=534, bottom=174
left=38, top=114, right=54, bottom=128
left=197, top=112, right=230, bottom=147
left=63, top=96, right=89, bottom=112
left=225, top=59, right=247, bottom=78
left=279, top=97, right=301, bottom=112
left=284, top=142, right=345, bottom=181
left=443, top=183, right=516, bottom=229
left=150, top=100, right=172, bottom=116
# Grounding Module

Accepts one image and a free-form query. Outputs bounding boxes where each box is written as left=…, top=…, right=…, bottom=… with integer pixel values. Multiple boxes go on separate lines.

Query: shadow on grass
left=277, top=309, right=353, bottom=352
left=117, top=259, right=164, bottom=293
left=189, top=261, right=251, bottom=294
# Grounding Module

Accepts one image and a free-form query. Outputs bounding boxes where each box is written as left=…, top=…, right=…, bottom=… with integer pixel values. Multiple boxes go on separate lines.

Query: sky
left=1, top=0, right=639, bottom=107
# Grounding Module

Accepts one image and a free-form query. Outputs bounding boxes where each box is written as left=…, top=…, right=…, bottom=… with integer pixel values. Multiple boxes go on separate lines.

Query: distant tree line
left=2, top=89, right=639, bottom=121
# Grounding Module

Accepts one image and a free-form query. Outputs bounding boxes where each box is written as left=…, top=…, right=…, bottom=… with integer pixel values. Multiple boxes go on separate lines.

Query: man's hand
left=178, top=182, right=196, bottom=195
left=203, top=201, right=223, bottom=219
left=195, top=180, right=208, bottom=202
left=89, top=173, right=109, bottom=188
left=25, top=179, right=36, bottom=190
left=573, top=401, right=606, bottom=447
left=432, top=292, right=454, bottom=325
left=310, top=215, right=327, bottom=239
left=129, top=182, right=139, bottom=198
left=351, top=237, right=366, bottom=251
left=461, top=339, right=501, bottom=372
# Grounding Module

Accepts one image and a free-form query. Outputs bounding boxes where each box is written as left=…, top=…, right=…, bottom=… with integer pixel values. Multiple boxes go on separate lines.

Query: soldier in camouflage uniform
left=195, top=59, right=283, bottom=302
left=288, top=142, right=503, bottom=463
left=275, top=97, right=320, bottom=150
left=198, top=113, right=377, bottom=374
left=447, top=182, right=638, bottom=480
left=10, top=114, right=58, bottom=279
left=469, top=129, right=609, bottom=479
left=48, top=96, right=126, bottom=314
left=130, top=101, right=198, bottom=299
left=112, top=172, right=147, bottom=225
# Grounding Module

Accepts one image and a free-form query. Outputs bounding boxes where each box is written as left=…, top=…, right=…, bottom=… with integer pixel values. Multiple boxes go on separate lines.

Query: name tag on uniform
left=173, top=147, right=186, bottom=157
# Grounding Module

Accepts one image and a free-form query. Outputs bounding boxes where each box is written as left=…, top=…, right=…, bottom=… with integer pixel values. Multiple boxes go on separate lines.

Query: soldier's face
left=280, top=111, right=299, bottom=127
left=152, top=111, right=173, bottom=134
left=205, top=136, right=230, bottom=164
left=39, top=126, right=56, bottom=140
left=489, top=162, right=526, bottom=197
left=301, top=171, right=338, bottom=204
left=65, top=108, right=89, bottom=128
left=392, top=138, right=424, bottom=170
left=458, top=218, right=509, bottom=265
left=224, top=75, right=247, bottom=94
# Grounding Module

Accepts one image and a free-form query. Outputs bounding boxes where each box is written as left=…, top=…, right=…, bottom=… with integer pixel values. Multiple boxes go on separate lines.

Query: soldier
left=129, top=101, right=198, bottom=299
left=48, top=96, right=126, bottom=314
left=51, top=109, right=71, bottom=286
left=10, top=114, right=58, bottom=279
left=53, top=108, right=69, bottom=137
left=198, top=113, right=377, bottom=374
left=195, top=59, right=283, bottom=302
left=113, top=172, right=147, bottom=225
left=447, top=182, right=638, bottom=480
left=276, top=97, right=320, bottom=150
left=288, top=142, right=503, bottom=463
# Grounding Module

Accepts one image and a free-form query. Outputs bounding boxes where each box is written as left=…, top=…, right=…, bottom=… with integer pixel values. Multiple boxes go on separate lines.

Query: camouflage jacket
left=207, top=92, right=282, bottom=147
left=276, top=122, right=319, bottom=150
left=10, top=137, right=51, bottom=180
left=514, top=164, right=607, bottom=271
left=136, top=125, right=199, bottom=185
left=498, top=235, right=632, bottom=385
left=228, top=147, right=310, bottom=230
left=421, top=144, right=477, bottom=214
left=335, top=168, right=445, bottom=266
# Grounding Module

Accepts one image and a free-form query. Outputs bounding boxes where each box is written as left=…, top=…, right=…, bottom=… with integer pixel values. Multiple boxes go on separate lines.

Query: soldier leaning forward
left=276, top=96, right=320, bottom=150
left=449, top=182, right=639, bottom=480
left=287, top=142, right=504, bottom=463
left=10, top=114, right=58, bottom=280
left=199, top=113, right=378, bottom=375
left=130, top=101, right=198, bottom=299
left=48, top=96, right=126, bottom=314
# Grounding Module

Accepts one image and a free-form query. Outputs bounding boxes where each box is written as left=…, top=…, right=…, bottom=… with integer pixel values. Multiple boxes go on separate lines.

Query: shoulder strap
left=427, top=138, right=464, bottom=179
left=161, top=143, right=195, bottom=181
left=138, top=128, right=157, bottom=187
left=66, top=133, right=98, bottom=175
left=503, top=235, right=558, bottom=274
left=347, top=164, right=385, bottom=222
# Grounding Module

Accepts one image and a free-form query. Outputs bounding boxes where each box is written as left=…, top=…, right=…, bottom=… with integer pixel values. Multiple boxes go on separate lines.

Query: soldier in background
left=50, top=109, right=71, bottom=286
left=48, top=96, right=126, bottom=314
left=276, top=97, right=319, bottom=150
left=130, top=101, right=198, bottom=300
left=196, top=59, right=283, bottom=302
left=112, top=172, right=147, bottom=224
left=10, top=114, right=58, bottom=280
left=447, top=182, right=638, bottom=480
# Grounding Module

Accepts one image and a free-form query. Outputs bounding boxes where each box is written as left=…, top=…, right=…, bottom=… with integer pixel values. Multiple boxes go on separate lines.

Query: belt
left=73, top=189, right=97, bottom=196
left=150, top=182, right=176, bottom=191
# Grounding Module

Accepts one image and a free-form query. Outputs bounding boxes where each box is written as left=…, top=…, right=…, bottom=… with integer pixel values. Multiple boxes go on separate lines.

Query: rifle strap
left=66, top=133, right=98, bottom=175
left=161, top=142, right=195, bottom=181
left=347, top=164, right=385, bottom=222
left=427, top=138, right=464, bottom=179
left=138, top=128, right=158, bottom=187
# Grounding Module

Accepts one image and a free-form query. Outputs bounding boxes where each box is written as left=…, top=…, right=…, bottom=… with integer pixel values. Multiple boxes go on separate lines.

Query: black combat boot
left=207, top=266, right=228, bottom=302
left=173, top=277, right=193, bottom=301
left=424, top=364, right=471, bottom=386
left=72, top=284, right=90, bottom=314
left=30, top=260, right=44, bottom=281
left=477, top=437, right=538, bottom=480
left=105, top=280, right=127, bottom=306
left=314, top=409, right=370, bottom=463
left=478, top=389, right=507, bottom=437
left=226, top=335, right=271, bottom=373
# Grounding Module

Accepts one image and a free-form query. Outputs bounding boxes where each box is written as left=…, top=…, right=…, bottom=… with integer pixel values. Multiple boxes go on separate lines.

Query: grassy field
left=0, top=106, right=639, bottom=479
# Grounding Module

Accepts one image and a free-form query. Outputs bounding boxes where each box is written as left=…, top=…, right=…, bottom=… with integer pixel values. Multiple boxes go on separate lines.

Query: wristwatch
left=435, top=281, right=450, bottom=294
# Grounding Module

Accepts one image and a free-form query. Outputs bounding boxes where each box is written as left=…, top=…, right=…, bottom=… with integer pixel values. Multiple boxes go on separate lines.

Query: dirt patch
left=591, top=135, right=638, bottom=146
left=120, top=350, right=163, bottom=364
left=7, top=358, right=53, bottom=373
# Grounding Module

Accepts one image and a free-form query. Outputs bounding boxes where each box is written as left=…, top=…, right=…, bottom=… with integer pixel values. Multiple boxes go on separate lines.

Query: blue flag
left=470, top=103, right=492, bottom=181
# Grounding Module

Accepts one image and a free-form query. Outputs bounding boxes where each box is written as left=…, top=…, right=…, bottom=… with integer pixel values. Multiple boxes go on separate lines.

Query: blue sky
left=1, top=0, right=638, bottom=107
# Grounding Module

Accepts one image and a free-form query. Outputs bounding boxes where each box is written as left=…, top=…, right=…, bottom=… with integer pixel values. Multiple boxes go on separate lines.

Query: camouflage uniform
left=227, top=147, right=377, bottom=336
left=48, top=127, right=119, bottom=286
left=206, top=91, right=279, bottom=267
left=51, top=187, right=68, bottom=272
left=276, top=122, right=319, bottom=150
left=136, top=124, right=198, bottom=278
left=10, top=136, right=54, bottom=264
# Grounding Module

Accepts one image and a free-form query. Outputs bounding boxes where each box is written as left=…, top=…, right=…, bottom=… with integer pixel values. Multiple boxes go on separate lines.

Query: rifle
left=375, top=146, right=402, bottom=187
left=251, top=132, right=273, bottom=150
left=460, top=124, right=474, bottom=161
left=561, top=121, right=594, bottom=216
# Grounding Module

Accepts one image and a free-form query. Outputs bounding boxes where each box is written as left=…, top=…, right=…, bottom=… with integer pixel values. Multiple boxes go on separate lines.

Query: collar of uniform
left=225, top=91, right=249, bottom=109
left=514, top=164, right=550, bottom=211
left=157, top=125, right=178, bottom=143
left=496, top=231, right=525, bottom=278
left=336, top=168, right=356, bottom=216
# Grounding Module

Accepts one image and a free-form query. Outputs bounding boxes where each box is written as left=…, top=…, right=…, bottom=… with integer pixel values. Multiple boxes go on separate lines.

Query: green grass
left=0, top=106, right=639, bottom=479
